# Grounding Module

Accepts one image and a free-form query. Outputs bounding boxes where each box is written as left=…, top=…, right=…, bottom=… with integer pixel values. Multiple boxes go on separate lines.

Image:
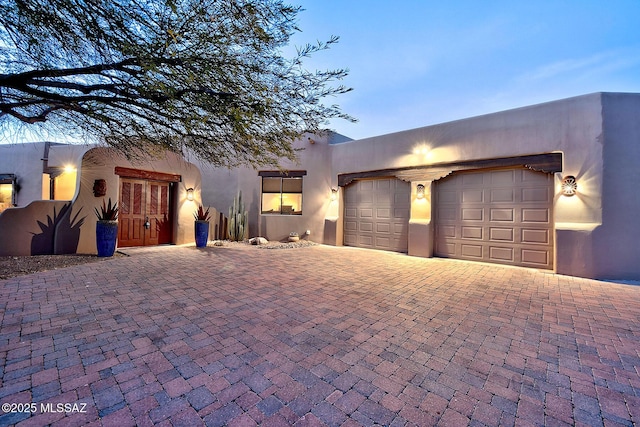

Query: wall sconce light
left=186, top=187, right=194, bottom=201
left=561, top=176, right=577, bottom=197
left=330, top=188, right=338, bottom=201
left=416, top=184, right=425, bottom=199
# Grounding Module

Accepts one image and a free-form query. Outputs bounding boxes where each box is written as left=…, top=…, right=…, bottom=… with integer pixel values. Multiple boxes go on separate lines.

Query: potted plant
left=194, top=205, right=211, bottom=247
left=94, top=198, right=119, bottom=257
left=288, top=231, right=299, bottom=242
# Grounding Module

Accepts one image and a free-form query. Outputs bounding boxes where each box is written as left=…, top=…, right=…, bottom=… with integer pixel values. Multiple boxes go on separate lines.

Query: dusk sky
left=289, top=0, right=640, bottom=140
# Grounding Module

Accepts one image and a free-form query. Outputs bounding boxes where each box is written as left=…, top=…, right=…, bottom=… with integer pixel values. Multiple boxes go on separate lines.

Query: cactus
left=228, top=190, right=248, bottom=241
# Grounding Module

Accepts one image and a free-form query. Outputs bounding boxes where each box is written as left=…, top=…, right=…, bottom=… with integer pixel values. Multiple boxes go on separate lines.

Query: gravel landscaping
left=0, top=254, right=113, bottom=280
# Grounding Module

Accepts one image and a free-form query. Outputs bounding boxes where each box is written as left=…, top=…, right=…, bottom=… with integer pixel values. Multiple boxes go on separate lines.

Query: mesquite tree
left=0, top=0, right=354, bottom=166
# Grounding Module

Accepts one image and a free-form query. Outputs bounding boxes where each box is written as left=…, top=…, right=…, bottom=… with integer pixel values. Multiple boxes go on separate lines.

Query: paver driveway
left=1, top=244, right=640, bottom=426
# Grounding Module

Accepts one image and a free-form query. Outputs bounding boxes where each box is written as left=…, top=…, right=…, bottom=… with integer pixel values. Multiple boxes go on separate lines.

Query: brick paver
left=1, top=244, right=640, bottom=426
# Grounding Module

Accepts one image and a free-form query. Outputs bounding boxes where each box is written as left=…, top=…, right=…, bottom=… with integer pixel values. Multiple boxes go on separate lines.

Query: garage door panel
left=522, top=187, right=551, bottom=202
left=489, top=246, right=514, bottom=262
left=461, top=244, right=483, bottom=258
left=438, top=241, right=456, bottom=255
left=376, top=193, right=392, bottom=205
left=344, top=221, right=358, bottom=231
left=521, top=169, right=551, bottom=184
left=438, top=208, right=457, bottom=221
left=439, top=225, right=456, bottom=238
left=490, top=228, right=514, bottom=242
left=360, top=208, right=373, bottom=218
left=522, top=249, right=549, bottom=266
left=359, top=235, right=373, bottom=246
left=491, top=170, right=515, bottom=185
left=359, top=181, right=374, bottom=191
left=522, top=229, right=550, bottom=244
left=462, top=173, right=484, bottom=186
left=435, top=168, right=553, bottom=269
left=462, top=226, right=483, bottom=239
left=522, top=208, right=549, bottom=223
left=462, top=208, right=483, bottom=221
left=376, top=222, right=390, bottom=233
left=376, top=180, right=391, bottom=190
left=491, top=188, right=514, bottom=202
left=393, top=208, right=408, bottom=218
left=375, top=237, right=391, bottom=248
left=359, top=193, right=374, bottom=203
left=344, top=234, right=357, bottom=245
left=394, top=193, right=411, bottom=204
left=376, top=208, right=390, bottom=219
left=438, top=190, right=458, bottom=203
left=359, top=221, right=373, bottom=232
left=462, top=189, right=484, bottom=203
left=490, top=208, right=514, bottom=222
left=344, top=178, right=410, bottom=253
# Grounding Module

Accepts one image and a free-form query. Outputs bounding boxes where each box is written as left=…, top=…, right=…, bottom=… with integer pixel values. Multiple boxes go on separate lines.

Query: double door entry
left=119, top=179, right=173, bottom=247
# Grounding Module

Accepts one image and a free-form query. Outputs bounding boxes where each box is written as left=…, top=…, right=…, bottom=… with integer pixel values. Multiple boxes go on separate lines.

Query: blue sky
left=289, top=0, right=640, bottom=140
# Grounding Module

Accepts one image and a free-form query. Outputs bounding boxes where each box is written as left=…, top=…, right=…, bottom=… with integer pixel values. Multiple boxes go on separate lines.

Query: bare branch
left=0, top=0, right=355, bottom=166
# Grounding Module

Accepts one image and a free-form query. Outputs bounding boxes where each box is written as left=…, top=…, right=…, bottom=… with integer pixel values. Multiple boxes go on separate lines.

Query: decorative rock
left=250, top=237, right=268, bottom=245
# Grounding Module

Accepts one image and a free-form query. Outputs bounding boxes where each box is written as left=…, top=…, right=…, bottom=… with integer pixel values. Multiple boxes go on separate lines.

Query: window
left=260, top=171, right=306, bottom=215
left=0, top=174, right=16, bottom=213
left=43, top=167, right=77, bottom=200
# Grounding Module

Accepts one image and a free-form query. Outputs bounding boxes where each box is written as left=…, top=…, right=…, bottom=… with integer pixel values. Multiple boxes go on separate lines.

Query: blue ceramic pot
left=96, top=220, right=118, bottom=257
left=195, top=221, right=209, bottom=247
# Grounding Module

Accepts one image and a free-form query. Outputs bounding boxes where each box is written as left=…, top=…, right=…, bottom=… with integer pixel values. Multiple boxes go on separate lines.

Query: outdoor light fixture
left=186, top=187, right=194, bottom=201
left=561, top=176, right=577, bottom=196
left=416, top=184, right=425, bottom=199
left=330, top=188, right=338, bottom=201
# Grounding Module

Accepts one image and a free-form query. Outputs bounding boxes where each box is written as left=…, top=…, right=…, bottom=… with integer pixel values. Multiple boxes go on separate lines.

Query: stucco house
left=1, top=92, right=639, bottom=280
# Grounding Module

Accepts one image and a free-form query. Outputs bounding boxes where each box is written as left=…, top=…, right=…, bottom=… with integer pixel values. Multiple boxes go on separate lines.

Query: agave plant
left=194, top=205, right=211, bottom=221
left=94, top=198, right=118, bottom=221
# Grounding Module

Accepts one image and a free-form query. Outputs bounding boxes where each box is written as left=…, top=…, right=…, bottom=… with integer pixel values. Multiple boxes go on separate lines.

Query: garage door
left=434, top=168, right=553, bottom=269
left=344, top=178, right=410, bottom=252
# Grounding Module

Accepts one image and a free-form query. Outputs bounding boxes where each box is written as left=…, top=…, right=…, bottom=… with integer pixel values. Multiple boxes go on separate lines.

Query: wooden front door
left=119, top=179, right=173, bottom=247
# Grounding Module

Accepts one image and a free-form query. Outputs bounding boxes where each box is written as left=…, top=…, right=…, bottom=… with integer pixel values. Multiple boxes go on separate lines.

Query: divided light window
left=259, top=171, right=306, bottom=215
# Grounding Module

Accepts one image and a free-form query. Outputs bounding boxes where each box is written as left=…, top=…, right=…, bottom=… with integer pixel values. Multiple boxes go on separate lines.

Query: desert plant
left=94, top=198, right=118, bottom=221
left=194, top=205, right=211, bottom=221
left=228, top=191, right=248, bottom=241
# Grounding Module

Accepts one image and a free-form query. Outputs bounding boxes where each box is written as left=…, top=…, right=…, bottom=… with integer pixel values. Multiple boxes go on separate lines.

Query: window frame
left=259, top=170, right=306, bottom=215
left=0, top=174, right=17, bottom=209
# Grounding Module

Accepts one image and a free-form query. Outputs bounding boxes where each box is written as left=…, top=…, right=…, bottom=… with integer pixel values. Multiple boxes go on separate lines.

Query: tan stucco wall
left=0, top=143, right=47, bottom=206
left=592, top=93, right=640, bottom=279
left=197, top=133, right=335, bottom=243
left=0, top=142, right=88, bottom=208
left=0, top=200, right=73, bottom=256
